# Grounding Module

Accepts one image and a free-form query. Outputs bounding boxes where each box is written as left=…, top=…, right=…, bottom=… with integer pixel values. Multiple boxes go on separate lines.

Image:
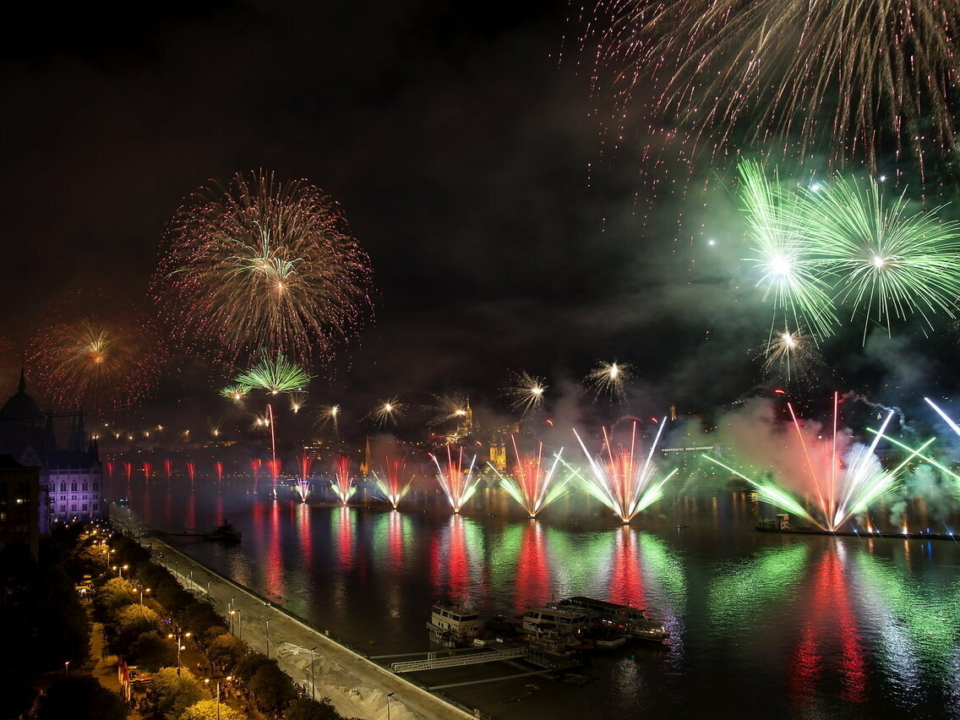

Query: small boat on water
left=204, top=520, right=242, bottom=543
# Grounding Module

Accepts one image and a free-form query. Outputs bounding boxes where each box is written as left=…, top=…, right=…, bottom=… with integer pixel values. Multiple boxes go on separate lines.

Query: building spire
left=18, top=366, right=25, bottom=394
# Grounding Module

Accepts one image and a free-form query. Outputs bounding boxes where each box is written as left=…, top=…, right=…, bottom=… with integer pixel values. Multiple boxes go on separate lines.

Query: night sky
left=2, top=0, right=955, bottom=433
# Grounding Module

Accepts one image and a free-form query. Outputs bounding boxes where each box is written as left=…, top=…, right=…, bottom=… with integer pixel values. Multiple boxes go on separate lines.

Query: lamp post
left=265, top=618, right=270, bottom=659
left=204, top=676, right=233, bottom=720
left=229, top=608, right=241, bottom=639
left=168, top=631, right=192, bottom=675
left=139, top=587, right=151, bottom=605
left=64, top=660, right=70, bottom=677
left=310, top=646, right=317, bottom=701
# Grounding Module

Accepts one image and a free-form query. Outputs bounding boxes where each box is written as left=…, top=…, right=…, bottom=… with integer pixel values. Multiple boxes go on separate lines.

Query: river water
left=119, top=478, right=960, bottom=719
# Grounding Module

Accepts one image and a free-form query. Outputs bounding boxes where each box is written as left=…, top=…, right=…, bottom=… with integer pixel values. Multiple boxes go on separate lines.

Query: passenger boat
left=427, top=602, right=482, bottom=648
left=558, top=596, right=670, bottom=643
left=520, top=605, right=593, bottom=636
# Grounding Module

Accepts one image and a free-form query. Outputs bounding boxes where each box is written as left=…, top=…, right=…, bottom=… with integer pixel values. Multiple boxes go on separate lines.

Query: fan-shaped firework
left=488, top=438, right=569, bottom=518
left=372, top=457, right=413, bottom=509
left=573, top=420, right=675, bottom=523
left=29, top=293, right=165, bottom=416
left=330, top=455, right=356, bottom=504
left=740, top=160, right=838, bottom=341
left=296, top=453, right=313, bottom=501
left=704, top=395, right=932, bottom=531
left=430, top=445, right=479, bottom=513
left=231, top=351, right=311, bottom=395
left=220, top=384, right=247, bottom=401
left=584, top=361, right=632, bottom=402
left=799, top=175, right=960, bottom=341
left=154, top=170, right=373, bottom=364
left=591, top=0, right=960, bottom=172
left=503, top=371, right=548, bottom=416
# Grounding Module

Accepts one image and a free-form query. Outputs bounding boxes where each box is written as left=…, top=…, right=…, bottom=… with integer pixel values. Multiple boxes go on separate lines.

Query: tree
left=36, top=676, right=127, bottom=720
left=113, top=603, right=161, bottom=655
left=234, top=652, right=271, bottom=683
left=207, top=633, right=246, bottom=669
left=182, top=699, right=244, bottom=720
left=250, top=661, right=297, bottom=715
left=129, top=630, right=178, bottom=671
left=286, top=697, right=347, bottom=720
left=95, top=576, right=137, bottom=620
left=153, top=667, right=205, bottom=720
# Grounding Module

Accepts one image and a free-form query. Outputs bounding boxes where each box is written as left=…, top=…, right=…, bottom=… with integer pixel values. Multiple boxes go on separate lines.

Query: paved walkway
left=112, top=505, right=480, bottom=720
left=86, top=614, right=145, bottom=719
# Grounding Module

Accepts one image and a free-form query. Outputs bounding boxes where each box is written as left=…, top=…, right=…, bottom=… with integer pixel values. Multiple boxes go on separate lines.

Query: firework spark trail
left=924, top=397, right=960, bottom=437
left=574, top=419, right=676, bottom=522
left=584, top=361, right=632, bottom=402
left=154, top=170, right=373, bottom=364
left=123, top=462, right=132, bottom=484
left=708, top=401, right=927, bottom=531
left=296, top=453, right=313, bottom=501
left=590, top=0, right=960, bottom=173
left=250, top=458, right=262, bottom=490
left=29, top=293, right=165, bottom=415
left=215, top=461, right=224, bottom=486
left=429, top=393, right=471, bottom=426
left=186, top=462, right=195, bottom=486
left=740, top=160, right=838, bottom=341
left=488, top=438, right=568, bottom=518
left=760, top=327, right=825, bottom=385
left=318, top=405, right=341, bottom=435
left=366, top=398, right=404, bottom=427
left=330, top=455, right=356, bottom=505
left=142, top=462, right=152, bottom=483
left=703, top=455, right=822, bottom=528
left=798, top=176, right=960, bottom=341
left=372, top=457, right=413, bottom=509
left=231, top=351, right=311, bottom=394
left=163, top=459, right=173, bottom=481
left=868, top=428, right=960, bottom=491
left=430, top=445, right=479, bottom=513
left=503, top=371, right=548, bottom=416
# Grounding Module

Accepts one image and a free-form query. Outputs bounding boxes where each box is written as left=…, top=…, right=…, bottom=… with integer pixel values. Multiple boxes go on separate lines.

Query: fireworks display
left=372, top=457, right=413, bottom=509
left=430, top=445, right=479, bottom=513
left=330, top=455, right=357, bottom=505
left=804, top=176, right=960, bottom=341
left=706, top=394, right=933, bottom=531
left=759, top=327, right=825, bottom=386
left=28, top=292, right=165, bottom=416
left=741, top=161, right=960, bottom=344
left=591, top=0, right=960, bottom=172
left=230, top=351, right=311, bottom=395
left=296, top=453, right=313, bottom=502
left=488, top=438, right=569, bottom=518
left=154, top=170, right=373, bottom=364
left=503, top=371, right=548, bottom=416
left=574, top=420, right=675, bottom=523
left=740, top=160, right=837, bottom=341
left=584, top=361, right=632, bottom=403
left=367, top=397, right=404, bottom=427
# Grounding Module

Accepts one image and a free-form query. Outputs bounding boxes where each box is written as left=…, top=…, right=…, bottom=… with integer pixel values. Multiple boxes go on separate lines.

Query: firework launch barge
left=757, top=515, right=959, bottom=542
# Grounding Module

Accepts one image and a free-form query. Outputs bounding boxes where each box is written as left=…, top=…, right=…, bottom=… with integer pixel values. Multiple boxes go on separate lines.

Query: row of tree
left=104, top=531, right=346, bottom=720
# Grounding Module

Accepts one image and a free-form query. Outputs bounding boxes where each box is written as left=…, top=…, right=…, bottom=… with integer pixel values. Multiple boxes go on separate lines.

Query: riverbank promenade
left=111, top=504, right=480, bottom=720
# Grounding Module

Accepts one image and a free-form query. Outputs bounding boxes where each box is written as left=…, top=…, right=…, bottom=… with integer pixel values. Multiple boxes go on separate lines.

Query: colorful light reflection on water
left=124, top=481, right=960, bottom=720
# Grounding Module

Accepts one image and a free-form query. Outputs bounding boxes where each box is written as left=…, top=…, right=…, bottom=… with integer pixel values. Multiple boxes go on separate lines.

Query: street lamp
left=64, top=660, right=70, bottom=677
left=310, top=646, right=317, bottom=701
left=229, top=608, right=242, bottom=639
left=265, top=619, right=270, bottom=659
left=140, top=587, right=151, bottom=605
left=168, top=631, right=192, bottom=675
left=204, top=675, right=233, bottom=720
